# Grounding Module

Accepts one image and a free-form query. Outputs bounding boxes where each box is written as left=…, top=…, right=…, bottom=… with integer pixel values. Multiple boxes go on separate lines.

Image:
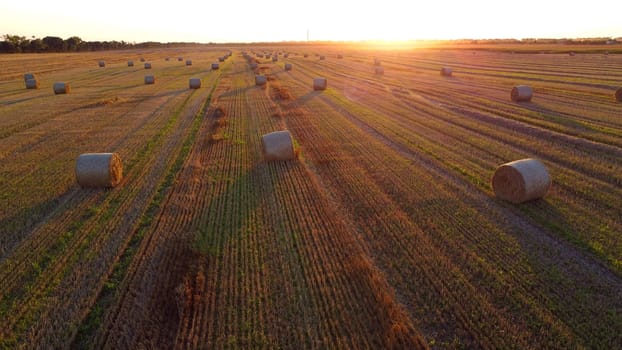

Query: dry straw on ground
left=53, top=82, right=70, bottom=94
left=144, top=75, right=155, bottom=84
left=615, top=87, right=622, bottom=102
left=440, top=67, right=452, bottom=76
left=75, top=153, right=123, bottom=188
left=511, top=85, right=533, bottom=102
left=25, top=79, right=39, bottom=89
left=262, top=131, right=296, bottom=161
left=491, top=158, right=551, bottom=204
left=189, top=78, right=201, bottom=89
left=313, top=78, right=327, bottom=91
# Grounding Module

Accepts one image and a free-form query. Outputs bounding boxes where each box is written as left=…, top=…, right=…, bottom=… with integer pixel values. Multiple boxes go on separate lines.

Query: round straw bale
left=440, top=67, right=452, bottom=76
left=144, top=75, right=155, bottom=84
left=262, top=131, right=296, bottom=161
left=165, top=57, right=170, bottom=61
left=140, top=57, right=146, bottom=62
left=492, top=158, right=551, bottom=204
left=76, top=153, right=123, bottom=188
left=24, top=73, right=36, bottom=81
left=53, top=82, right=70, bottom=94
left=128, top=60, right=134, bottom=67
left=374, top=58, right=381, bottom=66
left=272, top=56, right=278, bottom=62
left=212, top=63, right=219, bottom=70
left=186, top=59, right=192, bottom=66
left=98, top=60, right=105, bottom=67
left=219, top=56, right=225, bottom=62
left=25, top=79, right=40, bottom=89
left=144, top=62, right=152, bottom=69
left=304, top=54, right=309, bottom=58
left=337, top=54, right=343, bottom=59
left=284, top=63, right=292, bottom=71
left=250, top=62, right=259, bottom=69
left=178, top=57, right=183, bottom=61
left=511, top=85, right=533, bottom=102
left=375, top=66, right=384, bottom=75
left=255, top=75, right=267, bottom=86
left=615, top=87, right=622, bottom=102
left=189, top=78, right=201, bottom=89
left=319, top=55, right=326, bottom=60
left=313, top=77, right=327, bottom=91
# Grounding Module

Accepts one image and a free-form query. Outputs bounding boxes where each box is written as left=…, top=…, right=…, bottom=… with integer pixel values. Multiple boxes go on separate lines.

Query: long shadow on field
left=287, top=91, right=322, bottom=110
left=217, top=86, right=254, bottom=99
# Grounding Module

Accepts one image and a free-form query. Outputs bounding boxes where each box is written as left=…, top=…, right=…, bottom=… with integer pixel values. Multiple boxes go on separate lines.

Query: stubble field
left=1, top=44, right=621, bottom=349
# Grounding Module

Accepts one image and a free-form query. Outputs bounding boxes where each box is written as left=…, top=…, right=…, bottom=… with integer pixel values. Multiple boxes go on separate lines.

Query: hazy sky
left=2, top=0, right=621, bottom=43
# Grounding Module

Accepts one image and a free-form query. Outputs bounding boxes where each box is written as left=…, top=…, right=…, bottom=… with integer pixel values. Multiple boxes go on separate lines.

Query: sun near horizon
left=1, top=0, right=621, bottom=44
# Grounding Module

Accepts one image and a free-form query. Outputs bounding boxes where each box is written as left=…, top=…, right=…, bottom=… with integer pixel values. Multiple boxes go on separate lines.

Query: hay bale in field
left=440, top=67, right=452, bottom=76
left=144, top=62, right=152, bottom=69
left=615, top=87, right=622, bottom=102
left=186, top=60, right=192, bottom=66
left=53, top=82, right=70, bottom=94
left=319, top=55, right=326, bottom=60
left=313, top=77, right=327, bottom=91
left=98, top=60, right=105, bottom=67
left=492, top=158, right=551, bottom=204
left=337, top=54, right=343, bottom=59
left=189, top=78, right=201, bottom=89
left=284, top=63, right=292, bottom=71
left=569, top=52, right=576, bottom=56
left=165, top=57, right=170, bottom=61
left=140, top=57, right=146, bottom=62
left=511, top=85, right=533, bottom=102
left=304, top=54, right=309, bottom=58
left=24, top=73, right=36, bottom=81
left=250, top=62, right=259, bottom=69
left=374, top=58, right=381, bottom=66
left=375, top=66, right=384, bottom=75
left=76, top=153, right=123, bottom=188
left=262, top=131, right=296, bottom=161
left=212, top=63, right=219, bottom=70
left=272, top=55, right=278, bottom=62
left=128, top=60, right=134, bottom=67
left=219, top=56, right=225, bottom=62
left=25, top=79, right=40, bottom=89
left=144, top=75, right=155, bottom=84
left=178, top=57, right=183, bottom=61
left=255, top=74, right=267, bottom=86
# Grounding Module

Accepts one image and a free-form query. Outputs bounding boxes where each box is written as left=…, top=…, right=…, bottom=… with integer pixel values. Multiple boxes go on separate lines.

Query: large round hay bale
left=337, top=54, right=343, bottom=59
left=98, top=60, right=105, bottom=67
left=319, top=55, right=326, bottom=60
left=284, top=63, right=292, bottom=71
left=219, top=56, right=225, bottom=62
left=375, top=66, right=384, bottom=75
left=178, top=57, right=183, bottom=61
left=374, top=58, right=381, bottom=66
left=186, top=60, right=192, bottom=66
left=144, top=62, right=152, bottom=69
left=492, top=158, right=551, bottom=204
left=165, top=57, right=170, bottom=61
left=255, top=74, right=267, bottom=86
left=25, top=79, right=40, bottom=89
left=212, top=63, right=220, bottom=70
left=53, top=82, right=70, bottom=94
left=189, top=78, right=201, bottom=89
left=304, top=54, right=309, bottom=58
left=144, top=75, right=155, bottom=84
left=140, top=57, right=146, bottom=62
left=128, top=60, right=134, bottom=67
left=615, top=87, right=622, bottom=102
left=262, top=131, right=295, bottom=161
left=313, top=77, right=327, bottom=91
left=76, top=153, right=123, bottom=188
left=250, top=62, right=259, bottom=69
left=440, top=67, right=452, bottom=76
left=24, top=73, right=36, bottom=81
left=272, top=56, right=278, bottom=62
left=511, top=85, right=533, bottom=102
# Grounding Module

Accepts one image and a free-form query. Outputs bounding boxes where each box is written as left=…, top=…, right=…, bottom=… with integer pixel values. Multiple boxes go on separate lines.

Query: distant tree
left=65, top=36, right=83, bottom=51
left=24, top=38, right=45, bottom=53
left=2, top=34, right=28, bottom=52
left=42, top=36, right=66, bottom=52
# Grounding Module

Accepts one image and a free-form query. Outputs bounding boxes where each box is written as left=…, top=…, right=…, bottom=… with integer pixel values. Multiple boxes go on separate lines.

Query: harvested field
left=1, top=44, right=621, bottom=349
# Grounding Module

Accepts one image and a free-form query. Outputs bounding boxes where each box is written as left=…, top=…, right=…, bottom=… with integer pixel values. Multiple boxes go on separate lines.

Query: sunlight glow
left=1, top=0, right=621, bottom=42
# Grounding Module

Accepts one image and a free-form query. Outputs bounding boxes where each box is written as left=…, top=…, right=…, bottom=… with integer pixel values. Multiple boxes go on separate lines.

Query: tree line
left=0, top=34, right=204, bottom=53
